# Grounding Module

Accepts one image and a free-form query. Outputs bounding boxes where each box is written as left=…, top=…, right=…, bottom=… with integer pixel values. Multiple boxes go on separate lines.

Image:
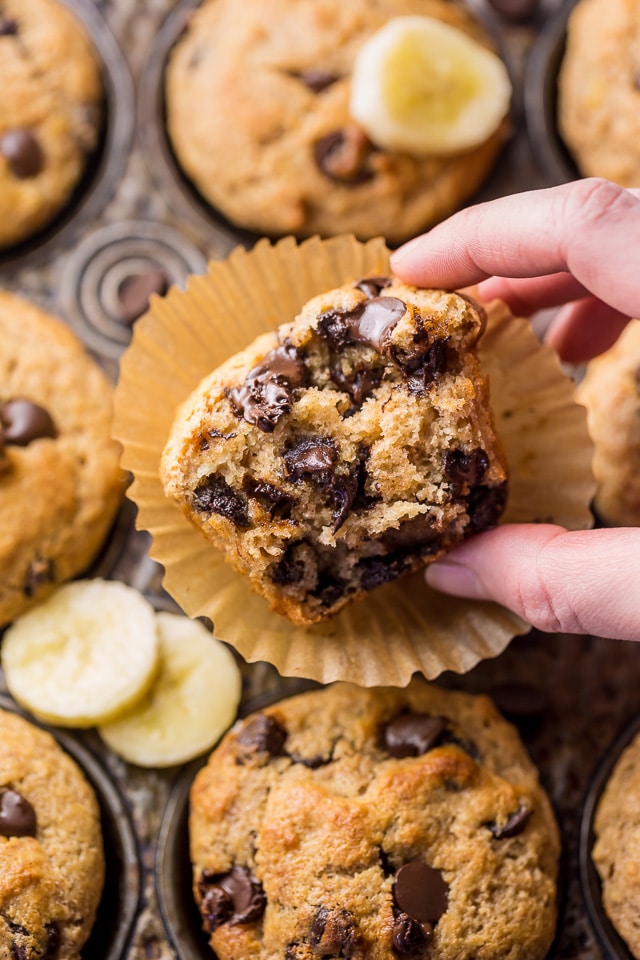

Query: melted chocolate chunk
left=392, top=912, right=430, bottom=954
left=321, top=297, right=406, bottom=353
left=295, top=67, right=338, bottom=92
left=228, top=344, right=307, bottom=432
left=270, top=542, right=306, bottom=586
left=43, top=922, right=60, bottom=960
left=192, top=475, right=249, bottom=527
left=402, top=340, right=449, bottom=393
left=0, top=16, right=18, bottom=34
left=198, top=867, right=265, bottom=930
left=467, top=481, right=508, bottom=532
left=314, top=127, right=374, bottom=184
left=236, top=713, right=287, bottom=756
left=0, top=128, right=44, bottom=178
left=310, top=907, right=362, bottom=957
left=379, top=515, right=440, bottom=554
left=382, top=714, right=447, bottom=758
left=24, top=556, right=54, bottom=597
left=330, top=360, right=383, bottom=409
left=354, top=276, right=392, bottom=299
left=443, top=448, right=489, bottom=488
left=0, top=399, right=56, bottom=446
left=393, top=862, right=449, bottom=925
left=284, top=436, right=337, bottom=480
left=330, top=473, right=358, bottom=533
left=488, top=803, right=532, bottom=839
left=357, top=553, right=409, bottom=591
left=0, top=787, right=37, bottom=837
left=312, top=572, right=348, bottom=608
left=116, top=268, right=168, bottom=325
left=244, top=478, right=294, bottom=519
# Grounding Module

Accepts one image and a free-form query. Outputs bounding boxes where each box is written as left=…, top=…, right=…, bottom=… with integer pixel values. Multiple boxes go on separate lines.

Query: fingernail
left=425, top=561, right=488, bottom=600
left=390, top=236, right=422, bottom=267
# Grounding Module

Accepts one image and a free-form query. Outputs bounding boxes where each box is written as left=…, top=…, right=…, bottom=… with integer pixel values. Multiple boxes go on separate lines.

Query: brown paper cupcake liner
left=114, top=235, right=595, bottom=687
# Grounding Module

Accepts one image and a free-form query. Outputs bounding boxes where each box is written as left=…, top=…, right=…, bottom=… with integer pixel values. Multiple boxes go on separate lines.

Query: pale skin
left=391, top=178, right=640, bottom=641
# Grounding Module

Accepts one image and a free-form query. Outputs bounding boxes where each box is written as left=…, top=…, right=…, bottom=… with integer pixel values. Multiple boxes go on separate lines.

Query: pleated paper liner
left=114, top=235, right=595, bottom=687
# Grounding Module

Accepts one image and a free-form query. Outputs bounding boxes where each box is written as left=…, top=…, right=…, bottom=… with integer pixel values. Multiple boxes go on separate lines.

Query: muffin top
left=190, top=682, right=559, bottom=960
left=0, top=0, right=103, bottom=249
left=165, top=0, right=508, bottom=243
left=0, top=707, right=105, bottom=958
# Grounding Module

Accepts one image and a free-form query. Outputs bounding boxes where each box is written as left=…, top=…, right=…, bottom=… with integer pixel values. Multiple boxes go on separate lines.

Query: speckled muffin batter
left=0, top=708, right=104, bottom=959
left=558, top=0, right=640, bottom=184
left=161, top=279, right=507, bottom=624
left=165, top=0, right=508, bottom=243
left=0, top=292, right=124, bottom=626
left=593, top=728, right=640, bottom=958
left=190, top=682, right=560, bottom=960
left=575, top=320, right=640, bottom=526
left=0, top=0, right=103, bottom=249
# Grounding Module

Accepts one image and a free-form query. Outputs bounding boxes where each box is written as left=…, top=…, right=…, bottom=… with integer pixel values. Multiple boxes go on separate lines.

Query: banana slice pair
left=349, top=16, right=511, bottom=156
left=2, top=580, right=241, bottom=767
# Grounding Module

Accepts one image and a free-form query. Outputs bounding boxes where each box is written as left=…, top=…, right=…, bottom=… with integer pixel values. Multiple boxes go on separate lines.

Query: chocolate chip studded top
left=190, top=682, right=559, bottom=960
left=162, top=279, right=507, bottom=625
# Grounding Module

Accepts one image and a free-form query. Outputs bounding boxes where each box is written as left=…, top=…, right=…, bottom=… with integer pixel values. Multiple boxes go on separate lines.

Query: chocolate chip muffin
left=575, top=320, right=640, bottom=526
left=0, top=291, right=125, bottom=627
left=558, top=0, right=640, bottom=184
left=165, top=0, right=508, bottom=243
left=593, top=728, right=640, bottom=958
left=161, top=278, right=507, bottom=624
left=0, top=707, right=104, bottom=958
left=0, top=0, right=103, bottom=249
left=190, top=682, right=560, bottom=960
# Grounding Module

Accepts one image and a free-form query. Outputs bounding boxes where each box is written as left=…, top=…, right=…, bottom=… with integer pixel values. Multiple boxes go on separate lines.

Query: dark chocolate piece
left=192, top=475, right=249, bottom=527
left=310, top=907, right=362, bottom=957
left=116, top=268, right=168, bottom=325
left=443, top=448, right=489, bottom=488
left=295, top=67, right=338, bottom=92
left=329, top=360, right=383, bottom=409
left=312, top=572, right=349, bottom=608
left=244, top=478, right=294, bottom=520
left=357, top=553, right=410, bottom=591
left=0, top=128, right=44, bottom=178
left=392, top=912, right=430, bottom=954
left=199, top=884, right=233, bottom=933
left=379, top=515, right=440, bottom=554
left=313, top=127, right=374, bottom=184
left=228, top=344, right=307, bottom=432
left=43, top=922, right=60, bottom=960
left=318, top=297, right=406, bottom=353
left=284, top=436, right=337, bottom=480
left=329, top=474, right=357, bottom=533
left=0, top=787, right=37, bottom=837
left=467, top=481, right=508, bottom=532
left=382, top=714, right=447, bottom=758
left=402, top=340, right=449, bottom=393
left=236, top=713, right=287, bottom=756
left=270, top=543, right=306, bottom=586
left=488, top=803, right=532, bottom=840
left=393, top=861, right=449, bottom=925
left=0, top=16, right=18, bottom=34
left=198, top=866, right=265, bottom=930
left=24, top=556, right=54, bottom=597
left=0, top=399, right=56, bottom=446
left=354, top=276, right=392, bottom=299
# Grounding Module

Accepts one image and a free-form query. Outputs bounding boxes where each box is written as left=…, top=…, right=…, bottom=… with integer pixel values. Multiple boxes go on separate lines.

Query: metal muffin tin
left=0, top=693, right=141, bottom=960
left=580, top=712, right=640, bottom=960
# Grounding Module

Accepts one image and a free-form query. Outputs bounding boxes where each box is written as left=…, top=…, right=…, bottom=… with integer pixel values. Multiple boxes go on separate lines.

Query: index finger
left=391, top=179, right=640, bottom=319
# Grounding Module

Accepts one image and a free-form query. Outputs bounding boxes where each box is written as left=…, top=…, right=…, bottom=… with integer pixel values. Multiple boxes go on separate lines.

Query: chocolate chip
left=0, top=788, right=37, bottom=837
left=314, top=126, right=374, bottom=184
left=228, top=344, right=307, bottom=432
left=0, top=16, right=18, bottom=34
left=393, top=862, right=449, bottom=925
left=310, top=907, right=362, bottom=957
left=0, top=128, right=44, bottom=178
left=329, top=360, right=383, bottom=409
left=116, top=267, right=168, bottom=325
left=382, top=713, right=448, bottom=758
left=486, top=0, right=538, bottom=20
left=354, top=277, right=392, bottom=299
left=330, top=472, right=359, bottom=533
left=236, top=713, right=287, bottom=756
left=0, top=399, right=56, bottom=446
left=198, top=866, right=265, bottom=930
left=270, top=543, right=306, bottom=586
left=488, top=803, right=532, bottom=839
left=379, top=515, right=440, bottom=554
left=289, top=751, right=331, bottom=769
left=284, top=436, right=337, bottom=480
left=392, top=912, right=431, bottom=954
left=192, top=475, right=249, bottom=527
left=357, top=553, right=409, bottom=591
left=318, top=297, right=406, bottom=355
left=244, top=478, right=294, bottom=520
left=24, top=556, right=54, bottom=597
left=402, top=340, right=449, bottom=393
left=312, top=572, right=349, bottom=608
left=467, top=481, right=508, bottom=532
left=443, top=448, right=489, bottom=488
left=295, top=67, right=338, bottom=92
left=43, top=922, right=60, bottom=960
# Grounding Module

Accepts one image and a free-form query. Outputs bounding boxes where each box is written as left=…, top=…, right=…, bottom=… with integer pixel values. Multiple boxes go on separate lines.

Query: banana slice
left=98, top=612, right=241, bottom=767
left=2, top=580, right=159, bottom=727
left=349, top=15, right=511, bottom=156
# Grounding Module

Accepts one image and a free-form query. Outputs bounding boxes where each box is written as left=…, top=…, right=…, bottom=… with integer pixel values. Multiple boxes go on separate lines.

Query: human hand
left=390, top=178, right=640, bottom=640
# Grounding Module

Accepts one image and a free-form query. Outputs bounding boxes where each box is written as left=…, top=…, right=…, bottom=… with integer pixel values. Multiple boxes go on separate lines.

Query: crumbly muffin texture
left=190, top=682, right=560, bottom=960
left=576, top=320, right=640, bottom=526
left=593, top=729, right=640, bottom=958
left=558, top=0, right=640, bottom=185
left=0, top=0, right=103, bottom=249
left=161, top=279, right=507, bottom=624
left=0, top=291, right=125, bottom=626
left=165, top=0, right=507, bottom=243
left=0, top=708, right=104, bottom=959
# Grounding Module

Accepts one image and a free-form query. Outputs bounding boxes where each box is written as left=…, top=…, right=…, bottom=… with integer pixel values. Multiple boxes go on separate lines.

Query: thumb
left=425, top=525, right=640, bottom=640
